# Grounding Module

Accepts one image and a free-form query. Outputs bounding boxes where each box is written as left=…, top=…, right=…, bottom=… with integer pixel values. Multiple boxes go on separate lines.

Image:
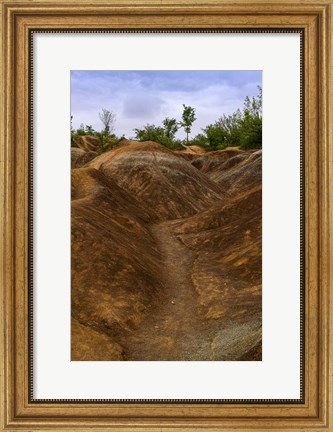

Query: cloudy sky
left=71, top=70, right=262, bottom=139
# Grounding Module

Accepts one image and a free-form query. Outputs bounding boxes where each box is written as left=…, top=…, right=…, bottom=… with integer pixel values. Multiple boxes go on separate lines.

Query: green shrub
left=95, top=132, right=121, bottom=153
left=190, top=133, right=209, bottom=148
left=195, top=87, right=262, bottom=152
left=84, top=125, right=96, bottom=135
left=133, top=124, right=183, bottom=150
left=75, top=123, right=86, bottom=136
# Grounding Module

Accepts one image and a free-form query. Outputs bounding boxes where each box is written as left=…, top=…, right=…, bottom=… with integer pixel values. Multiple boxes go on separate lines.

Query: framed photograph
left=1, top=0, right=332, bottom=430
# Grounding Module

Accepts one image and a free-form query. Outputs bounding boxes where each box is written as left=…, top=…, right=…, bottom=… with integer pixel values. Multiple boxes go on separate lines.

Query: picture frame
left=0, top=0, right=332, bottom=430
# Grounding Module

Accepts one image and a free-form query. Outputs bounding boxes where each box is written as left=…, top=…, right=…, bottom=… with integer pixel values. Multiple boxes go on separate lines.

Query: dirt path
left=118, top=219, right=214, bottom=360
left=111, top=219, right=262, bottom=361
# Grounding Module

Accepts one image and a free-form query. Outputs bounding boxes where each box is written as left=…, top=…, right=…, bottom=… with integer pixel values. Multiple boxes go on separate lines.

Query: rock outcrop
left=71, top=140, right=262, bottom=361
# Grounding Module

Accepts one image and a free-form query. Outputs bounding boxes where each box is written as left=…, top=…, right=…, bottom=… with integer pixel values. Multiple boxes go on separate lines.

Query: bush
left=239, top=116, right=262, bottom=149
left=195, top=87, right=262, bottom=152
left=96, top=132, right=121, bottom=153
left=133, top=124, right=183, bottom=150
left=71, top=89, right=262, bottom=155
left=204, top=124, right=228, bottom=150
left=238, top=95, right=262, bottom=149
left=84, top=125, right=96, bottom=135
left=76, top=123, right=86, bottom=136
left=190, top=133, right=209, bottom=148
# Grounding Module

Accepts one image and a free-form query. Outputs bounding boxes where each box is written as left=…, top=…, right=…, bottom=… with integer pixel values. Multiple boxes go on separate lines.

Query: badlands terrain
left=71, top=138, right=262, bottom=361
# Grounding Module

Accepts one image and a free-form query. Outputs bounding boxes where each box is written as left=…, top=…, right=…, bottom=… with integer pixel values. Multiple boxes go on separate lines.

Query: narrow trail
left=118, top=219, right=214, bottom=360
left=110, top=218, right=261, bottom=361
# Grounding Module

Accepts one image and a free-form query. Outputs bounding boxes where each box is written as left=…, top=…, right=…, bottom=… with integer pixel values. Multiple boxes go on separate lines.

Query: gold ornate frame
left=0, top=1, right=332, bottom=430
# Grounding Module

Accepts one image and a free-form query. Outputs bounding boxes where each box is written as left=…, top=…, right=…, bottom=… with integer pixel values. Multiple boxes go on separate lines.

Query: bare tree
left=99, top=108, right=116, bottom=134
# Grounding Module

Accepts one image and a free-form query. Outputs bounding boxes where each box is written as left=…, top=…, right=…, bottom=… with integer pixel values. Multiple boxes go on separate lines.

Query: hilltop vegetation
left=71, top=86, right=262, bottom=153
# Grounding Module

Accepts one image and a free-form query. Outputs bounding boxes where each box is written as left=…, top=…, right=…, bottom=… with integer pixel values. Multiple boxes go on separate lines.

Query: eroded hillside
left=71, top=139, right=262, bottom=361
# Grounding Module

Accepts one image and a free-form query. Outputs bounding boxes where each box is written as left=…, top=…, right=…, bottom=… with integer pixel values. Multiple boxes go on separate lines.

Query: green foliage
left=134, top=124, right=165, bottom=142
left=238, top=87, right=262, bottom=149
left=96, top=132, right=122, bottom=153
left=190, top=133, right=209, bottom=147
left=71, top=122, right=119, bottom=153
left=196, top=86, right=262, bottom=151
left=71, top=123, right=97, bottom=146
left=239, top=116, right=262, bottom=149
left=133, top=124, right=183, bottom=150
left=216, top=110, right=242, bottom=146
left=203, top=124, right=228, bottom=150
left=180, top=104, right=196, bottom=144
left=76, top=123, right=86, bottom=136
left=162, top=117, right=179, bottom=140
left=71, top=88, right=262, bottom=154
left=201, top=110, right=241, bottom=150
left=84, top=125, right=96, bottom=135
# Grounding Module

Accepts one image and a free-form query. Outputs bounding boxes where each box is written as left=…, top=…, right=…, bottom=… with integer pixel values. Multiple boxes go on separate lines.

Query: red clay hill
left=71, top=139, right=262, bottom=361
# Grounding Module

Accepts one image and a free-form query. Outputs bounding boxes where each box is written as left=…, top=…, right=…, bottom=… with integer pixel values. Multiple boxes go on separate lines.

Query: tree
left=180, top=104, right=196, bottom=144
left=134, top=124, right=166, bottom=142
left=215, top=110, right=242, bottom=146
left=85, top=125, right=95, bottom=135
left=238, top=86, right=262, bottom=149
left=162, top=117, right=179, bottom=139
left=99, top=108, right=116, bottom=135
left=203, top=124, right=228, bottom=150
left=203, top=110, right=242, bottom=150
left=193, top=87, right=262, bottom=151
left=190, top=133, right=209, bottom=147
left=76, top=123, right=86, bottom=136
left=133, top=124, right=181, bottom=150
